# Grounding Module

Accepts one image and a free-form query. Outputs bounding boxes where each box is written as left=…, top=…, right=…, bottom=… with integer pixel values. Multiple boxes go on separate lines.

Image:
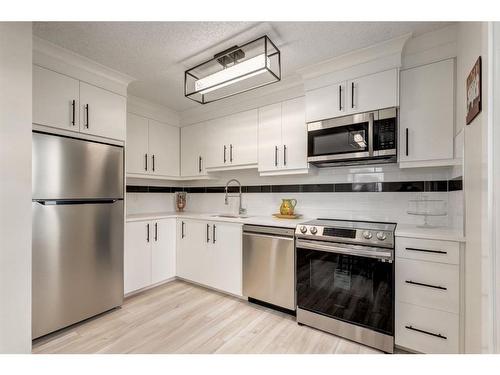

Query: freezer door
left=32, top=200, right=124, bottom=339
left=32, top=132, right=124, bottom=199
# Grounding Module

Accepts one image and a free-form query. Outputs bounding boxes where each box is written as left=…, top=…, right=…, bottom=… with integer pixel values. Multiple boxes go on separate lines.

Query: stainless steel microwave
left=307, top=107, right=397, bottom=167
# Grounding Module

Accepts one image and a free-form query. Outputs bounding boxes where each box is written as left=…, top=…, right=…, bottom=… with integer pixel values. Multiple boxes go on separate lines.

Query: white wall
left=0, top=22, right=32, bottom=353
left=456, top=22, right=491, bottom=353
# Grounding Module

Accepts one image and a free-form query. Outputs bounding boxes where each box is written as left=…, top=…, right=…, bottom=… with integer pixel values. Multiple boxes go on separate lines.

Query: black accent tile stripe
left=448, top=178, right=463, bottom=192
left=126, top=177, right=463, bottom=195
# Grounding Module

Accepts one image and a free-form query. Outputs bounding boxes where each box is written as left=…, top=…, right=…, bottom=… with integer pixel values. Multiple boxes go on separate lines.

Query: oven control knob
left=310, top=226, right=318, bottom=235
left=376, top=232, right=387, bottom=241
left=300, top=225, right=307, bottom=234
left=363, top=231, right=373, bottom=239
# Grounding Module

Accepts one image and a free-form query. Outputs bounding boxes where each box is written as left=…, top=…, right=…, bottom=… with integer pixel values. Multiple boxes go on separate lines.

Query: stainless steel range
left=295, top=219, right=396, bottom=353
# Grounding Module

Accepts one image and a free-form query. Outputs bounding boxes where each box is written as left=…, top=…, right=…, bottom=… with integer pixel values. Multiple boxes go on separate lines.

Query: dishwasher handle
left=243, top=231, right=294, bottom=242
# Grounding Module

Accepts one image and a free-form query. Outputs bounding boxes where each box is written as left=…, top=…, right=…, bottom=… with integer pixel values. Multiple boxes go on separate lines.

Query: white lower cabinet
left=177, top=219, right=242, bottom=296
left=125, top=218, right=176, bottom=294
left=395, top=236, right=462, bottom=353
left=396, top=302, right=459, bottom=354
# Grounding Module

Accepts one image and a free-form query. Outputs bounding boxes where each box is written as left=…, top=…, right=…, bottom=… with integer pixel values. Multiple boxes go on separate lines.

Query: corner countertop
left=126, top=211, right=310, bottom=229
left=395, top=223, right=465, bottom=242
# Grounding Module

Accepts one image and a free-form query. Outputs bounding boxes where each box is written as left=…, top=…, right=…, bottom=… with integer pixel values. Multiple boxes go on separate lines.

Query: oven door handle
left=296, top=239, right=393, bottom=261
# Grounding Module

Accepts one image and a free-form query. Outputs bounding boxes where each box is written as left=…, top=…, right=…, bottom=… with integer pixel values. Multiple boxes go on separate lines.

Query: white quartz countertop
left=395, top=224, right=465, bottom=242
left=126, top=211, right=310, bottom=229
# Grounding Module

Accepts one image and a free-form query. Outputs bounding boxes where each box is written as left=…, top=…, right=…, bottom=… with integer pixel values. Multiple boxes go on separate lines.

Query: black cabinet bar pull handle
left=146, top=223, right=150, bottom=243
left=181, top=221, right=185, bottom=239
left=405, top=325, right=447, bottom=340
left=71, top=100, right=76, bottom=125
left=405, top=280, right=447, bottom=290
left=212, top=224, right=216, bottom=244
left=274, top=146, right=278, bottom=167
left=405, top=247, right=447, bottom=255
left=152, top=154, right=155, bottom=172
left=405, top=128, right=409, bottom=156
left=154, top=222, right=158, bottom=242
left=85, top=104, right=89, bottom=128
left=206, top=224, right=210, bottom=243
left=199, top=156, right=202, bottom=173
left=223, top=145, right=227, bottom=163
left=351, top=82, right=355, bottom=109
left=283, top=145, right=287, bottom=166
left=145, top=154, right=148, bottom=171
left=339, top=85, right=342, bottom=111
left=230, top=144, right=233, bottom=163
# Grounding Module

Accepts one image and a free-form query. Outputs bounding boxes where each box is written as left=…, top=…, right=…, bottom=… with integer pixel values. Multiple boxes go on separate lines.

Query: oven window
left=296, top=247, right=394, bottom=335
left=308, top=123, right=369, bottom=157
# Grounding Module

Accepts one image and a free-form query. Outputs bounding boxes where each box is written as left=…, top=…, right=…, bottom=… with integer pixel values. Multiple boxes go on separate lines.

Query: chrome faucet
left=224, top=178, right=246, bottom=215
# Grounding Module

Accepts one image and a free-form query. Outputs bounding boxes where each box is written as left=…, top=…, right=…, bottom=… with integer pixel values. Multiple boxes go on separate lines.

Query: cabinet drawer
left=396, top=237, right=459, bottom=264
left=396, top=302, right=459, bottom=353
left=396, top=258, right=459, bottom=313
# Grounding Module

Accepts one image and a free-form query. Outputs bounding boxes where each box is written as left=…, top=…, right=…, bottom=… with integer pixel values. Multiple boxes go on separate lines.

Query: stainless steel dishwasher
left=242, top=225, right=296, bottom=311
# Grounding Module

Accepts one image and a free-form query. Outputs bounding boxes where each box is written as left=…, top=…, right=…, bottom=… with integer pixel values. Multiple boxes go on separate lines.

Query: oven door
left=296, top=239, right=394, bottom=336
left=307, top=112, right=373, bottom=163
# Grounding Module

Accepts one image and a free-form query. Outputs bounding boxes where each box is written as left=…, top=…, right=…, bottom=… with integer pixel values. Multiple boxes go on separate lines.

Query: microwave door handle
left=368, top=112, right=374, bottom=157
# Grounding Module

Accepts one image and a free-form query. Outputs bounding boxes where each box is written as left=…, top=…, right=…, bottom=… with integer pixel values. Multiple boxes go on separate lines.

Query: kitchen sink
left=211, top=214, right=249, bottom=219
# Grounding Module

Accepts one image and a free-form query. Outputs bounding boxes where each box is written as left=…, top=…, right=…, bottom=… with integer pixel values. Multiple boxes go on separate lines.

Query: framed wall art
left=466, top=56, right=482, bottom=125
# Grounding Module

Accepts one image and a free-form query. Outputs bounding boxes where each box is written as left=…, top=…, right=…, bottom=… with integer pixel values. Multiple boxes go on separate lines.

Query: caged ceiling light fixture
left=184, top=35, right=281, bottom=104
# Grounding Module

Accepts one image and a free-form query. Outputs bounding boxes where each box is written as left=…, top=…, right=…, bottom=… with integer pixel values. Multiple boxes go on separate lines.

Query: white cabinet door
left=399, top=59, right=454, bottom=163
left=79, top=82, right=126, bottom=140
left=281, top=97, right=308, bottom=171
left=151, top=218, right=176, bottom=284
left=181, top=122, right=206, bottom=177
left=227, top=109, right=258, bottom=167
left=347, top=69, right=398, bottom=114
left=205, top=117, right=228, bottom=168
left=305, top=81, right=346, bottom=122
left=33, top=65, right=80, bottom=131
left=126, top=113, right=149, bottom=175
left=125, top=221, right=152, bottom=294
left=258, top=103, right=282, bottom=172
left=148, top=119, right=180, bottom=177
left=210, top=222, right=242, bottom=296
left=176, top=219, right=208, bottom=284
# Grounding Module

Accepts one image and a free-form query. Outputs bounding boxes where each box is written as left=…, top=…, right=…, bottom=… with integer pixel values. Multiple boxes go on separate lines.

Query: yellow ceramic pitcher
left=280, top=198, right=297, bottom=216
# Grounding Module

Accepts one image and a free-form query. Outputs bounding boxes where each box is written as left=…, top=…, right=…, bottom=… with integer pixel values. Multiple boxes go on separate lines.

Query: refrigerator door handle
left=34, top=199, right=120, bottom=205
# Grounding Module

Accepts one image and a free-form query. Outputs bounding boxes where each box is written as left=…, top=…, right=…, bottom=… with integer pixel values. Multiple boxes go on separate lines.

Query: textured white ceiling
left=33, top=21, right=452, bottom=112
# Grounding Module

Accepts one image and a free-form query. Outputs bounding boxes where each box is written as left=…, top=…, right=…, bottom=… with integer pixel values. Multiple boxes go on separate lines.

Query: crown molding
left=297, top=33, right=412, bottom=80
left=33, top=36, right=135, bottom=96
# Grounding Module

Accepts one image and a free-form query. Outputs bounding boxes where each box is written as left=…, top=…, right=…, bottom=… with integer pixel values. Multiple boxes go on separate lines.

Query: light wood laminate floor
left=32, top=280, right=382, bottom=354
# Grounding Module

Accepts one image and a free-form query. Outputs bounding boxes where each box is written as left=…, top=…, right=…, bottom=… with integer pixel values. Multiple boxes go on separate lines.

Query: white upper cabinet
left=305, top=81, right=346, bottom=122
left=126, top=113, right=149, bottom=174
left=347, top=69, right=399, bottom=114
left=205, top=117, right=228, bottom=169
left=258, top=102, right=282, bottom=172
left=148, top=119, right=180, bottom=177
left=181, top=122, right=207, bottom=177
left=205, top=109, right=258, bottom=170
left=126, top=113, right=180, bottom=178
left=258, top=97, right=308, bottom=174
left=227, top=109, right=258, bottom=167
left=304, top=69, right=398, bottom=123
left=399, top=59, right=455, bottom=166
left=281, top=97, right=308, bottom=171
left=33, top=65, right=80, bottom=131
left=79, top=81, right=126, bottom=140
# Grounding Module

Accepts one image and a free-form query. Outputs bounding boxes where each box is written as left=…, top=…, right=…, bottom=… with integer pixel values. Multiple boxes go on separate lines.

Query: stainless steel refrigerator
left=32, top=132, right=124, bottom=339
